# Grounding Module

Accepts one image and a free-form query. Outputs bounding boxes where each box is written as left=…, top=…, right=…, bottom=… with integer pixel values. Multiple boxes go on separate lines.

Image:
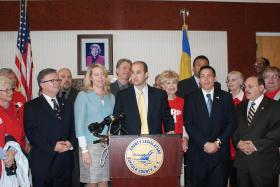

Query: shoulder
left=148, top=86, right=166, bottom=96
left=117, top=86, right=133, bottom=96
left=24, top=97, right=41, bottom=109
left=265, top=97, right=280, bottom=108
left=178, top=77, right=193, bottom=85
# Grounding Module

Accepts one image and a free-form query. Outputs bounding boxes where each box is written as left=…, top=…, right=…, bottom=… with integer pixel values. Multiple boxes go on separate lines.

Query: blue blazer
left=24, top=95, right=76, bottom=180
left=113, top=85, right=174, bottom=135
left=184, top=88, right=235, bottom=165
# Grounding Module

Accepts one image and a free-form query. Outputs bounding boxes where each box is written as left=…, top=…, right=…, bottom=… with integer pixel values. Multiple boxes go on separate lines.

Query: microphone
left=88, top=113, right=125, bottom=134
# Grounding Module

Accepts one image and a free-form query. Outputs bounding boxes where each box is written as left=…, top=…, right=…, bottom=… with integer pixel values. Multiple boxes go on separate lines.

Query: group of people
left=0, top=55, right=279, bottom=187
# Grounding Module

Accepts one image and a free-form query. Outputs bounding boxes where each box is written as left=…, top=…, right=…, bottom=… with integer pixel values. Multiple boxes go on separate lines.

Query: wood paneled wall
left=1, top=0, right=280, bottom=78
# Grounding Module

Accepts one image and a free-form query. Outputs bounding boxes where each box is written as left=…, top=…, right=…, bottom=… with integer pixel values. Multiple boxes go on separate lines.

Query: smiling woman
left=0, top=75, right=27, bottom=151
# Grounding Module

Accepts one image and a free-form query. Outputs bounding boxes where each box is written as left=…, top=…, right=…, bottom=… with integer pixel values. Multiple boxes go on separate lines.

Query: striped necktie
left=51, top=98, right=61, bottom=120
left=137, top=91, right=149, bottom=134
left=247, top=102, right=256, bottom=126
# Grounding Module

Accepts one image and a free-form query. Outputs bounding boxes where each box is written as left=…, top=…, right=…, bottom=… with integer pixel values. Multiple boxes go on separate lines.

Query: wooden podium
left=109, top=135, right=182, bottom=187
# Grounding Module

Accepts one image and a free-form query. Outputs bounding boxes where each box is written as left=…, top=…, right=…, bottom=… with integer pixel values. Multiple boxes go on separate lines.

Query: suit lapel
left=198, top=89, right=210, bottom=119
left=249, top=97, right=268, bottom=126
left=128, top=87, right=141, bottom=122
left=147, top=86, right=154, bottom=122
left=39, top=95, right=62, bottom=121
left=57, top=97, right=65, bottom=120
left=211, top=90, right=222, bottom=118
left=191, top=76, right=199, bottom=89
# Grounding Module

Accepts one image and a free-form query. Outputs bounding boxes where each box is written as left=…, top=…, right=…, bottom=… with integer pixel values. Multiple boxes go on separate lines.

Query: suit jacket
left=24, top=95, right=76, bottom=179
left=113, top=85, right=174, bottom=135
left=57, top=87, right=79, bottom=105
left=177, top=75, right=221, bottom=98
left=233, top=97, right=280, bottom=176
left=184, top=88, right=235, bottom=165
left=110, top=80, right=131, bottom=96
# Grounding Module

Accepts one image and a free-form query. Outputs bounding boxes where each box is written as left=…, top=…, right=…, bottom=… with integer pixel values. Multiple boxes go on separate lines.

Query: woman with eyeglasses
left=226, top=70, right=246, bottom=187
left=0, top=75, right=22, bottom=176
left=0, top=74, right=27, bottom=152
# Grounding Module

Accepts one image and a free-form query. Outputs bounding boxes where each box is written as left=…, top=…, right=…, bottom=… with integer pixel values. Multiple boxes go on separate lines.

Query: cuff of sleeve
left=182, top=127, right=189, bottom=139
left=77, top=136, right=87, bottom=150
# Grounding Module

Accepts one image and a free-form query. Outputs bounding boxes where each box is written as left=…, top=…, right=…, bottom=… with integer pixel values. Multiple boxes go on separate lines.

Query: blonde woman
left=74, top=64, right=115, bottom=187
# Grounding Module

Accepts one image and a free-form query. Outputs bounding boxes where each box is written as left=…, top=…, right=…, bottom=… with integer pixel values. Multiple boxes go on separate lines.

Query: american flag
left=15, top=0, right=33, bottom=101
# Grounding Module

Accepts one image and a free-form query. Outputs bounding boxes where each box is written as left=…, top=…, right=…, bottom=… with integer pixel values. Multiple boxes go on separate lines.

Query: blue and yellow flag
left=179, top=24, right=191, bottom=80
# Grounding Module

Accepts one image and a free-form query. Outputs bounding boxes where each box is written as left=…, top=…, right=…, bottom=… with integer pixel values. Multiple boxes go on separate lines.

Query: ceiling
left=170, top=0, right=280, bottom=3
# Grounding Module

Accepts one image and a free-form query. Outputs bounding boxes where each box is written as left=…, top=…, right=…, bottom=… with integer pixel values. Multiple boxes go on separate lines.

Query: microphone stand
left=112, top=120, right=128, bottom=135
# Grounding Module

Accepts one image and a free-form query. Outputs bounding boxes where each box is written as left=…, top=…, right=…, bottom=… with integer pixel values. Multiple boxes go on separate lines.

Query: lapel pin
left=216, top=96, right=219, bottom=99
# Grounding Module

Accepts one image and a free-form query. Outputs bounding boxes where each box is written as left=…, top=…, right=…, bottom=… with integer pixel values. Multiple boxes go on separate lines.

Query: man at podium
left=113, top=61, right=174, bottom=135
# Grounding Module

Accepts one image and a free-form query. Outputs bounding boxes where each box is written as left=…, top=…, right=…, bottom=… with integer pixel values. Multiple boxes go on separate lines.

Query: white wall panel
left=0, top=30, right=228, bottom=98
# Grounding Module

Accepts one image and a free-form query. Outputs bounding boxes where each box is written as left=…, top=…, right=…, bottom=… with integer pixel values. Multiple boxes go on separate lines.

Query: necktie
left=206, top=94, right=212, bottom=117
left=51, top=98, right=61, bottom=120
left=137, top=91, right=149, bottom=134
left=247, top=102, right=256, bottom=126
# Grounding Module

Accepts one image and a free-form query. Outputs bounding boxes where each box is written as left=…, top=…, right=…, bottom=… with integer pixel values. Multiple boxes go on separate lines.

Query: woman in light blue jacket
left=75, top=64, right=114, bottom=187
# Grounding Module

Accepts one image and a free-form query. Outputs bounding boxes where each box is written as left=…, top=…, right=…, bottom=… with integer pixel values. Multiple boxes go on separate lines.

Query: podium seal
left=125, top=137, right=164, bottom=176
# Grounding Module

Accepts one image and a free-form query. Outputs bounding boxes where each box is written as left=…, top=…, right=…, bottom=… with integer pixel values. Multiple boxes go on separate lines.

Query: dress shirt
left=134, top=84, right=148, bottom=111
left=202, top=88, right=214, bottom=103
left=247, top=94, right=264, bottom=115
left=42, top=94, right=58, bottom=110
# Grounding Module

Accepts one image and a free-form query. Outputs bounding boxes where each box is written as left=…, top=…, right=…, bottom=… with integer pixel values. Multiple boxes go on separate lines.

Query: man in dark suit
left=57, top=67, right=81, bottom=187
left=184, top=66, right=235, bottom=187
left=57, top=68, right=79, bottom=105
left=233, top=76, right=280, bottom=187
left=110, top=58, right=132, bottom=96
left=177, top=55, right=221, bottom=98
left=113, top=61, right=174, bottom=135
left=24, top=68, right=76, bottom=187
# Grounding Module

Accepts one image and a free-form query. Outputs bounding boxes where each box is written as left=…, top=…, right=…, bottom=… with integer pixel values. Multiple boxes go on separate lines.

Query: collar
left=249, top=94, right=264, bottom=109
left=117, top=80, right=129, bottom=89
left=134, top=84, right=148, bottom=94
left=202, top=88, right=214, bottom=100
left=232, top=90, right=244, bottom=101
left=194, top=76, right=200, bottom=87
left=43, top=94, right=58, bottom=105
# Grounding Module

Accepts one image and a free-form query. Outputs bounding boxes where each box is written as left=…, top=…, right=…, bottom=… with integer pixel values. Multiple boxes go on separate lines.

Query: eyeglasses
left=41, top=79, right=62, bottom=83
left=0, top=88, right=14, bottom=93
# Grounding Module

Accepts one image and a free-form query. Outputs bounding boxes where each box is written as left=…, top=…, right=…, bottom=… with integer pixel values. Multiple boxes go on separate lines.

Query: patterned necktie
left=206, top=94, right=212, bottom=117
left=51, top=98, right=61, bottom=120
left=247, top=102, right=256, bottom=126
left=137, top=91, right=149, bottom=134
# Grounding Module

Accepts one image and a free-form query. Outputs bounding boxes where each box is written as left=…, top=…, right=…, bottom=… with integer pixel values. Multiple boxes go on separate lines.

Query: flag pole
left=180, top=9, right=190, bottom=26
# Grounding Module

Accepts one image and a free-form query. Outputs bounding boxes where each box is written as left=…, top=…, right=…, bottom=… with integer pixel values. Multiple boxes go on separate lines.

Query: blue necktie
left=206, top=94, right=212, bottom=117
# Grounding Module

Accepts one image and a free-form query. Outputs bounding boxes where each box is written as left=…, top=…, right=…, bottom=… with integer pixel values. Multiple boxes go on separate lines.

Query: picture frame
left=77, top=34, right=113, bottom=75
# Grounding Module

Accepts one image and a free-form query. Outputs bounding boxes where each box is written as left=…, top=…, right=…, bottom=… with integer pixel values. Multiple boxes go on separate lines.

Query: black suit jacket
left=184, top=88, right=235, bottom=165
left=24, top=95, right=76, bottom=180
left=177, top=75, right=221, bottom=98
left=113, top=85, right=174, bottom=135
left=233, top=97, right=280, bottom=176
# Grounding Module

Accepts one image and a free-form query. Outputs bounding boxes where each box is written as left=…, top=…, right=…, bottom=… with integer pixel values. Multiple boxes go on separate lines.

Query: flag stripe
left=15, top=0, right=33, bottom=101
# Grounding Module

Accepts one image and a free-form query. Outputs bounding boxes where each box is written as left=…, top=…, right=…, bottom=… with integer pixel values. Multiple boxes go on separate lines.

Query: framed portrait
left=77, top=34, right=113, bottom=75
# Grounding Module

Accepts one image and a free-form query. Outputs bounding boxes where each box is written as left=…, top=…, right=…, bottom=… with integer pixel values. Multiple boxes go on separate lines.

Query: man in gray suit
left=110, top=58, right=132, bottom=96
